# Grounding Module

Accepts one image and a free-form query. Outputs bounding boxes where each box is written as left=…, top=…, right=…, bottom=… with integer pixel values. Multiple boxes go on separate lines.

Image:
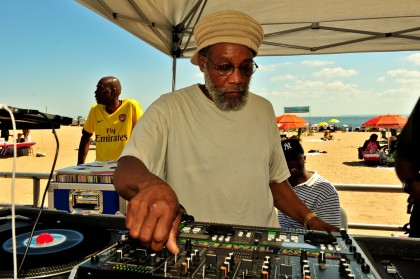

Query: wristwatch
left=403, top=178, right=416, bottom=194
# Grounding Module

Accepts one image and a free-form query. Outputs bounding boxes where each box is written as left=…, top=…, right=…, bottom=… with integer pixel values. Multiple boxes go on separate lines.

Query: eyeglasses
left=206, top=58, right=258, bottom=76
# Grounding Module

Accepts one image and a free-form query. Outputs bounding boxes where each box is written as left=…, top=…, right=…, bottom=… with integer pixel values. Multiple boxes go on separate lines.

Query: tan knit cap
left=190, top=10, right=264, bottom=65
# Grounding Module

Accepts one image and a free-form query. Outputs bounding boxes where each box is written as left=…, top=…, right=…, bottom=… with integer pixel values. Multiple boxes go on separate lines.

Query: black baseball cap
left=281, top=138, right=304, bottom=159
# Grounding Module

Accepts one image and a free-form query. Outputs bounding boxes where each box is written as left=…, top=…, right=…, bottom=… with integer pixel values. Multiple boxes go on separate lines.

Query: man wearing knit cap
left=114, top=10, right=339, bottom=254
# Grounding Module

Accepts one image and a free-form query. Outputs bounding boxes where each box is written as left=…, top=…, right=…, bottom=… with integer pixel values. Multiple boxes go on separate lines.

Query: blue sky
left=1, top=1, right=419, bottom=119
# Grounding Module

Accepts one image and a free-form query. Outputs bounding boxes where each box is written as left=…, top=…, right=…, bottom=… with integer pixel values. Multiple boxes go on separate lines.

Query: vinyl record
left=2, top=228, right=84, bottom=255
left=0, top=222, right=112, bottom=277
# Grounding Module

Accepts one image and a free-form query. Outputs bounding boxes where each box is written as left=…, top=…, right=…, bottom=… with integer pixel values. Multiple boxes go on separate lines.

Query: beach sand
left=0, top=126, right=409, bottom=236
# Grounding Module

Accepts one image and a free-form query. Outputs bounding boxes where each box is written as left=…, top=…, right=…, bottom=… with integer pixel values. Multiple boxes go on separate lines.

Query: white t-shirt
left=121, top=84, right=290, bottom=227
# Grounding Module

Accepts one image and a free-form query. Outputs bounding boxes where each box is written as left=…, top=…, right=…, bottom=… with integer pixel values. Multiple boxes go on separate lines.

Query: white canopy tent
left=75, top=0, right=420, bottom=89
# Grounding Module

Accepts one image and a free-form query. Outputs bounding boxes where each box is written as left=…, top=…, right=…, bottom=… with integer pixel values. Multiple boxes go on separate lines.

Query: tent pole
left=172, top=56, right=177, bottom=91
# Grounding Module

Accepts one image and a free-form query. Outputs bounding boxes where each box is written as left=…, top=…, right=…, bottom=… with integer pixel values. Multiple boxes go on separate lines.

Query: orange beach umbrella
left=276, top=114, right=307, bottom=129
left=361, top=114, right=408, bottom=129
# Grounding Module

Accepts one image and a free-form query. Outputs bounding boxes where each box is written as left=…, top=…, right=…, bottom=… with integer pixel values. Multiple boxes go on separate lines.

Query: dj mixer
left=2, top=208, right=420, bottom=278
left=74, top=222, right=382, bottom=279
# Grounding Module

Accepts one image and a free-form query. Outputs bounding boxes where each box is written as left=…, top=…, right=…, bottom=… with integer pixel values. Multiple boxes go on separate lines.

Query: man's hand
left=114, top=156, right=181, bottom=254
left=125, top=183, right=181, bottom=254
left=307, top=217, right=340, bottom=232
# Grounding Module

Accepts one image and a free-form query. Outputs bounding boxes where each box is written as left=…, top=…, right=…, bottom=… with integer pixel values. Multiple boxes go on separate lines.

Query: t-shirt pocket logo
left=119, top=114, right=126, bottom=122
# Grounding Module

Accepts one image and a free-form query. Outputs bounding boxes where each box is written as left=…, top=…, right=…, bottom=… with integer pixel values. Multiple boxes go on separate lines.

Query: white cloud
left=271, top=74, right=297, bottom=81
left=377, top=77, right=386, bottom=82
left=325, top=80, right=358, bottom=91
left=387, top=69, right=420, bottom=78
left=395, top=78, right=420, bottom=85
left=313, top=67, right=358, bottom=78
left=301, top=60, right=334, bottom=67
left=286, top=79, right=357, bottom=91
left=293, top=80, right=326, bottom=89
left=258, top=62, right=292, bottom=72
left=407, top=53, right=420, bottom=65
left=254, top=87, right=269, bottom=96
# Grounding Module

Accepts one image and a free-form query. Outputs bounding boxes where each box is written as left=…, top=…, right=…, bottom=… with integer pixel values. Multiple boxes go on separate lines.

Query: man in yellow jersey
left=77, top=76, right=143, bottom=165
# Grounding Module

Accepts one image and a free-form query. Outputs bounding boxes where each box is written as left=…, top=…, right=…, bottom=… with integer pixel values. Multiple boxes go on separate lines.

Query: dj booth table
left=1, top=207, right=420, bottom=279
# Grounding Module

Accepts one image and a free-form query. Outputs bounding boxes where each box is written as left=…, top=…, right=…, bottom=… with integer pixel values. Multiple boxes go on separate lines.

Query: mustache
left=219, top=85, right=247, bottom=93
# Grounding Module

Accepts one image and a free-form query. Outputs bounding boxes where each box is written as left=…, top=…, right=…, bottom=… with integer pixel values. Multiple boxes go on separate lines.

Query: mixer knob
left=263, top=260, right=271, bottom=269
left=186, top=257, right=191, bottom=270
left=223, top=261, right=231, bottom=272
left=318, top=251, right=325, bottom=263
left=118, top=230, right=129, bottom=242
left=241, top=258, right=253, bottom=271
left=318, top=251, right=326, bottom=270
left=344, top=268, right=352, bottom=277
left=134, top=248, right=147, bottom=260
left=349, top=245, right=356, bottom=252
left=301, top=250, right=308, bottom=261
left=226, top=256, right=235, bottom=268
left=206, top=253, right=218, bottom=269
left=261, top=265, right=270, bottom=279
left=150, top=253, right=157, bottom=266
left=185, top=238, right=192, bottom=255
left=252, top=247, right=259, bottom=259
left=195, top=252, right=201, bottom=263
left=219, top=265, right=228, bottom=279
left=345, top=238, right=353, bottom=245
left=116, top=249, right=123, bottom=260
left=159, top=246, right=170, bottom=258
left=229, top=253, right=235, bottom=266
left=302, top=269, right=311, bottom=278
left=361, top=263, right=370, bottom=273
left=353, top=252, right=361, bottom=260
left=90, top=254, right=99, bottom=264
left=339, top=262, right=349, bottom=275
left=357, top=257, right=365, bottom=264
left=180, top=262, right=188, bottom=276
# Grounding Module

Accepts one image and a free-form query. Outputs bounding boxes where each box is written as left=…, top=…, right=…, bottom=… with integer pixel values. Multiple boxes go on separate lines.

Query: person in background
left=322, top=129, right=334, bottom=140
left=16, top=133, right=23, bottom=143
left=113, top=10, right=339, bottom=254
left=394, top=97, right=420, bottom=237
left=278, top=139, right=341, bottom=229
left=361, top=133, right=386, bottom=155
left=77, top=76, right=143, bottom=165
left=22, top=129, right=31, bottom=142
left=297, top=128, right=303, bottom=142
left=1, top=126, right=9, bottom=142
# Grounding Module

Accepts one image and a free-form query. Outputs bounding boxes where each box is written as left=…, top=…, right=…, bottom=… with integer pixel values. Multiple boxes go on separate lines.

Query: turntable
left=0, top=207, right=125, bottom=278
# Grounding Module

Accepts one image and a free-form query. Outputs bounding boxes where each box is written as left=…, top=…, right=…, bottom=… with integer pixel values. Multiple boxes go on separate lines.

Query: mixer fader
left=75, top=222, right=382, bottom=278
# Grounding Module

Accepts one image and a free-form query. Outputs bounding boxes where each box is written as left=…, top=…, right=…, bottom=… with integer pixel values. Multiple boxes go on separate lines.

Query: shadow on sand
left=342, top=161, right=368, bottom=167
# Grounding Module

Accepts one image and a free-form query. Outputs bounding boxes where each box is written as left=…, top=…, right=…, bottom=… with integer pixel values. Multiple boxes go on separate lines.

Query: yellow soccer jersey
left=84, top=99, right=143, bottom=161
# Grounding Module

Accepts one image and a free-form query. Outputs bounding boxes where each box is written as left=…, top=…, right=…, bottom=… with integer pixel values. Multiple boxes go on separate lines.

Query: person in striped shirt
left=278, top=138, right=341, bottom=229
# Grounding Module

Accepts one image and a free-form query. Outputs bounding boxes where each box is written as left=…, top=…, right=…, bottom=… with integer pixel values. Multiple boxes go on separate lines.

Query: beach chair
left=363, top=153, right=381, bottom=165
left=341, top=207, right=348, bottom=231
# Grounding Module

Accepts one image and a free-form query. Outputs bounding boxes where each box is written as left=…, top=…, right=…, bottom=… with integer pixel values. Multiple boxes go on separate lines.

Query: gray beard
left=203, top=67, right=249, bottom=111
